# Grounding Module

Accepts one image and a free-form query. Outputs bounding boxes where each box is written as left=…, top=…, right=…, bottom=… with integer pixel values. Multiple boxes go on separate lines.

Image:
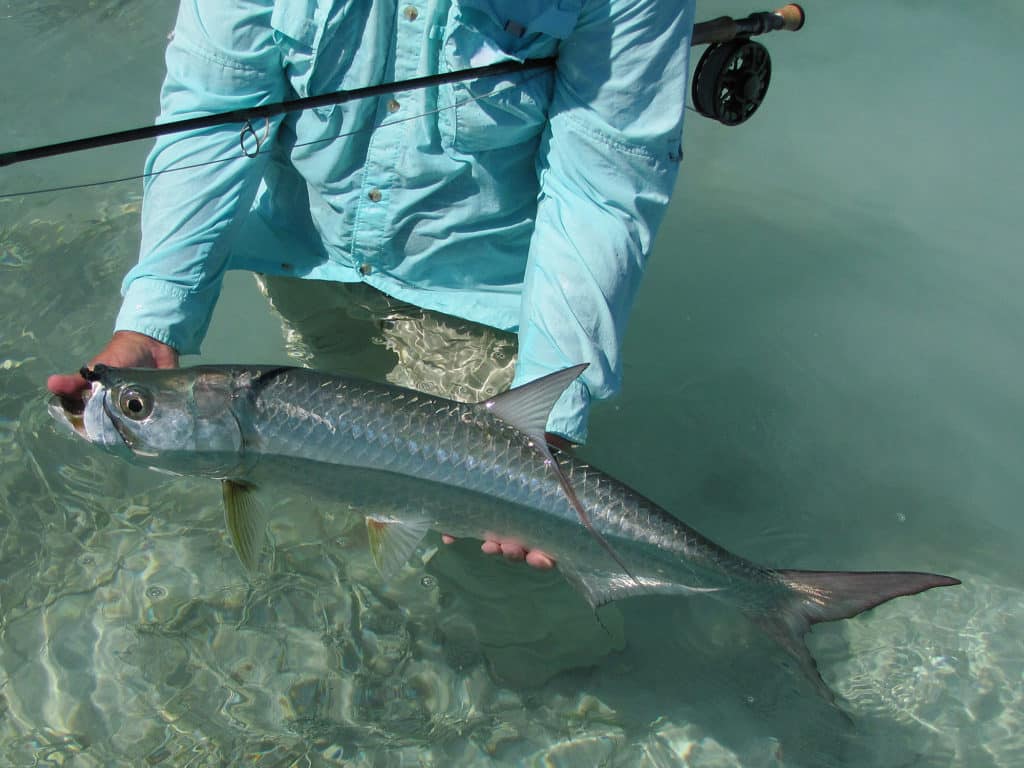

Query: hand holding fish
left=442, top=430, right=574, bottom=569
left=48, top=337, right=557, bottom=568
left=47, top=331, right=178, bottom=400
left=443, top=534, right=555, bottom=569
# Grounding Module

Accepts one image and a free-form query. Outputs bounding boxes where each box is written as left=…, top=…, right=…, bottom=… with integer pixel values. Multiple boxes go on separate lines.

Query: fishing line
left=0, top=69, right=551, bottom=201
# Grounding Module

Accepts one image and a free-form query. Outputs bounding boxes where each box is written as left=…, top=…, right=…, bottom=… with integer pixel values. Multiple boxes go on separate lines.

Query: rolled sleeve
left=115, top=0, right=286, bottom=354
left=513, top=0, right=695, bottom=443
left=116, top=275, right=224, bottom=352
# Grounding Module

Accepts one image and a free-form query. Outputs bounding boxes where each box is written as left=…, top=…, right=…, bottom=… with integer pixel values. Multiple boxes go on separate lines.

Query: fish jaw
left=48, top=383, right=126, bottom=454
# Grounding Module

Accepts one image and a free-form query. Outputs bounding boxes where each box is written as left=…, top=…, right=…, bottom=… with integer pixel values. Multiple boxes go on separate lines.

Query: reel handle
left=692, top=4, right=805, bottom=46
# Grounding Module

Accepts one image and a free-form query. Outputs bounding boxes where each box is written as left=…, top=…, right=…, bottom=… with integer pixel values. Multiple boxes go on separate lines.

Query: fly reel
left=692, top=39, right=772, bottom=126
left=689, top=4, right=804, bottom=126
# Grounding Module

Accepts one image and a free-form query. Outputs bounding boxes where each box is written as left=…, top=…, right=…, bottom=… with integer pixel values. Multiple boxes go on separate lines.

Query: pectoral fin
left=366, top=515, right=432, bottom=579
left=222, top=479, right=265, bottom=571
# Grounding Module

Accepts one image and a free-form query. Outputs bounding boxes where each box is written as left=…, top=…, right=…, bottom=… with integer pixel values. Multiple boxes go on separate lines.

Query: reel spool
left=692, top=38, right=772, bottom=126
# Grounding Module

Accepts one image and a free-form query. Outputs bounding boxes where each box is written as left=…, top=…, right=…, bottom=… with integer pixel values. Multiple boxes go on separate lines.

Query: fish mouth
left=48, top=388, right=92, bottom=439
left=49, top=366, right=123, bottom=441
left=48, top=376, right=116, bottom=445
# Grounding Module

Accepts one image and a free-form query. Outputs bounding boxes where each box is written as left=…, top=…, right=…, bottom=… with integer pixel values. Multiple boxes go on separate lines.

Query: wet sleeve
left=511, top=0, right=695, bottom=443
left=114, top=0, right=286, bottom=354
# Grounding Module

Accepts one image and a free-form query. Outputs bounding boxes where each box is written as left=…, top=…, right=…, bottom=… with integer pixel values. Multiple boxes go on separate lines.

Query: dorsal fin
left=479, top=364, right=637, bottom=582
left=481, top=364, right=589, bottom=436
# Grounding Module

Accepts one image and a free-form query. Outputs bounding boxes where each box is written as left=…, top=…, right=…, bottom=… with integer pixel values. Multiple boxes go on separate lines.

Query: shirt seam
left=123, top=276, right=221, bottom=331
left=126, top=276, right=195, bottom=302
left=559, top=108, right=663, bottom=164
left=173, top=35, right=274, bottom=77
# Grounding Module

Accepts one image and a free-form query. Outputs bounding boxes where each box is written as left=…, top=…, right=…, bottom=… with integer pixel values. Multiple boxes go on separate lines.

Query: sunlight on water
left=1, top=1, right=1022, bottom=766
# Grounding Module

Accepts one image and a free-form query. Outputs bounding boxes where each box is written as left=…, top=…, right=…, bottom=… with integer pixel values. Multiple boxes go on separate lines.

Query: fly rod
left=0, top=58, right=553, bottom=168
left=0, top=5, right=804, bottom=169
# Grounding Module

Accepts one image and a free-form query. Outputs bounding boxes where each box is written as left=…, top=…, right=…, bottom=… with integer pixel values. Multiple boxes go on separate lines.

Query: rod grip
left=691, top=6, right=806, bottom=46
left=775, top=4, right=805, bottom=32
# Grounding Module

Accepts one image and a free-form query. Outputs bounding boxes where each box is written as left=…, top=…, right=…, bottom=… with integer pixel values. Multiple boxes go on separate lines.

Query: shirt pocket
left=271, top=0, right=328, bottom=103
left=438, top=0, right=581, bottom=154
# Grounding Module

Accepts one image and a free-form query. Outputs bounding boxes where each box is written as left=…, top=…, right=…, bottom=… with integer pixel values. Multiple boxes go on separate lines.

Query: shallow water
left=1, top=1, right=1021, bottom=766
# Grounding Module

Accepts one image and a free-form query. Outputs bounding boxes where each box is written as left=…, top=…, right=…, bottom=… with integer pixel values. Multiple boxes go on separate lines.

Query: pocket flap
left=526, top=1, right=583, bottom=39
left=271, top=0, right=321, bottom=47
left=455, top=0, right=582, bottom=41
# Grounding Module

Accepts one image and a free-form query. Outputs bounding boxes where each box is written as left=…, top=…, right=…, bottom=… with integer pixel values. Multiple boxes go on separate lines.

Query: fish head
left=49, top=365, right=251, bottom=478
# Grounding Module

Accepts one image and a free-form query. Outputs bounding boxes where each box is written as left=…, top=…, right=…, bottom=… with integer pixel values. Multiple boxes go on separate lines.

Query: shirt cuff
left=114, top=276, right=220, bottom=355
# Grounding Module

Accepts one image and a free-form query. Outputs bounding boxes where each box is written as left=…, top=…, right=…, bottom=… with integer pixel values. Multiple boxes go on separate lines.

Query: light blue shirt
left=117, top=0, right=695, bottom=442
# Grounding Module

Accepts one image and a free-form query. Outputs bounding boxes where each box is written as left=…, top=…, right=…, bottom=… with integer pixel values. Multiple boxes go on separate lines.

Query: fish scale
left=52, top=363, right=960, bottom=704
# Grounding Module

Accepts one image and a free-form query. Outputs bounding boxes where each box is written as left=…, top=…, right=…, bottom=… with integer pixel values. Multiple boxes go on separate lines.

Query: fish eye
left=118, top=387, right=153, bottom=420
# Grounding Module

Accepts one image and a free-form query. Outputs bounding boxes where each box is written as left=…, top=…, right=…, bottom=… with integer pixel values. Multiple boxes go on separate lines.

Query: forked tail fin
left=754, top=569, right=960, bottom=702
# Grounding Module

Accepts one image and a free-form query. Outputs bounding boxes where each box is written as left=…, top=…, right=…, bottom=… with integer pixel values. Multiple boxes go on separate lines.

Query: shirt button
left=403, top=5, right=418, bottom=21
left=359, top=263, right=373, bottom=276
left=386, top=99, right=400, bottom=113
left=367, top=188, right=382, bottom=202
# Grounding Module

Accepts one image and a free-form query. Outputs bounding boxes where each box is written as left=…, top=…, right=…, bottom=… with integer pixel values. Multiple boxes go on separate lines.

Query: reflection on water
left=2, top=0, right=1023, bottom=766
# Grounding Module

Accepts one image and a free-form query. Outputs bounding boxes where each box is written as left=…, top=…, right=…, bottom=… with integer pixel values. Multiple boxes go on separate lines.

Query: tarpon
left=49, top=363, right=959, bottom=700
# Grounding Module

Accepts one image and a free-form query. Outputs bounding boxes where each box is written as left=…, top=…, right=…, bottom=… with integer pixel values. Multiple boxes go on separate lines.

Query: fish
left=49, top=363, right=959, bottom=700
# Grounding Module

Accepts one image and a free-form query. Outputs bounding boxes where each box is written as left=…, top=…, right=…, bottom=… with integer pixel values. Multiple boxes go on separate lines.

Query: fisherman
left=48, top=0, right=696, bottom=570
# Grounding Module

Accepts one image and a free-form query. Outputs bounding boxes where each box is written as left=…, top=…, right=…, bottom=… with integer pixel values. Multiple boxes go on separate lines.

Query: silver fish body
left=251, top=368, right=761, bottom=590
left=50, top=363, right=959, bottom=700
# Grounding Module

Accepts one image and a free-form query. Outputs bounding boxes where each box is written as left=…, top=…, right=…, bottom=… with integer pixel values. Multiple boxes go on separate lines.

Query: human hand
left=442, top=534, right=556, bottom=569
left=47, top=331, right=179, bottom=399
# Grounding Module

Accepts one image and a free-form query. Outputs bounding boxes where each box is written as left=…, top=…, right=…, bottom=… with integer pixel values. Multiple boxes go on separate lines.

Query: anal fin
left=560, top=561, right=721, bottom=611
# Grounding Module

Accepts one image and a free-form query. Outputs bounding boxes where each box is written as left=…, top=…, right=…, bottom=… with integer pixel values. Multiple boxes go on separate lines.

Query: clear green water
left=1, top=1, right=1021, bottom=765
